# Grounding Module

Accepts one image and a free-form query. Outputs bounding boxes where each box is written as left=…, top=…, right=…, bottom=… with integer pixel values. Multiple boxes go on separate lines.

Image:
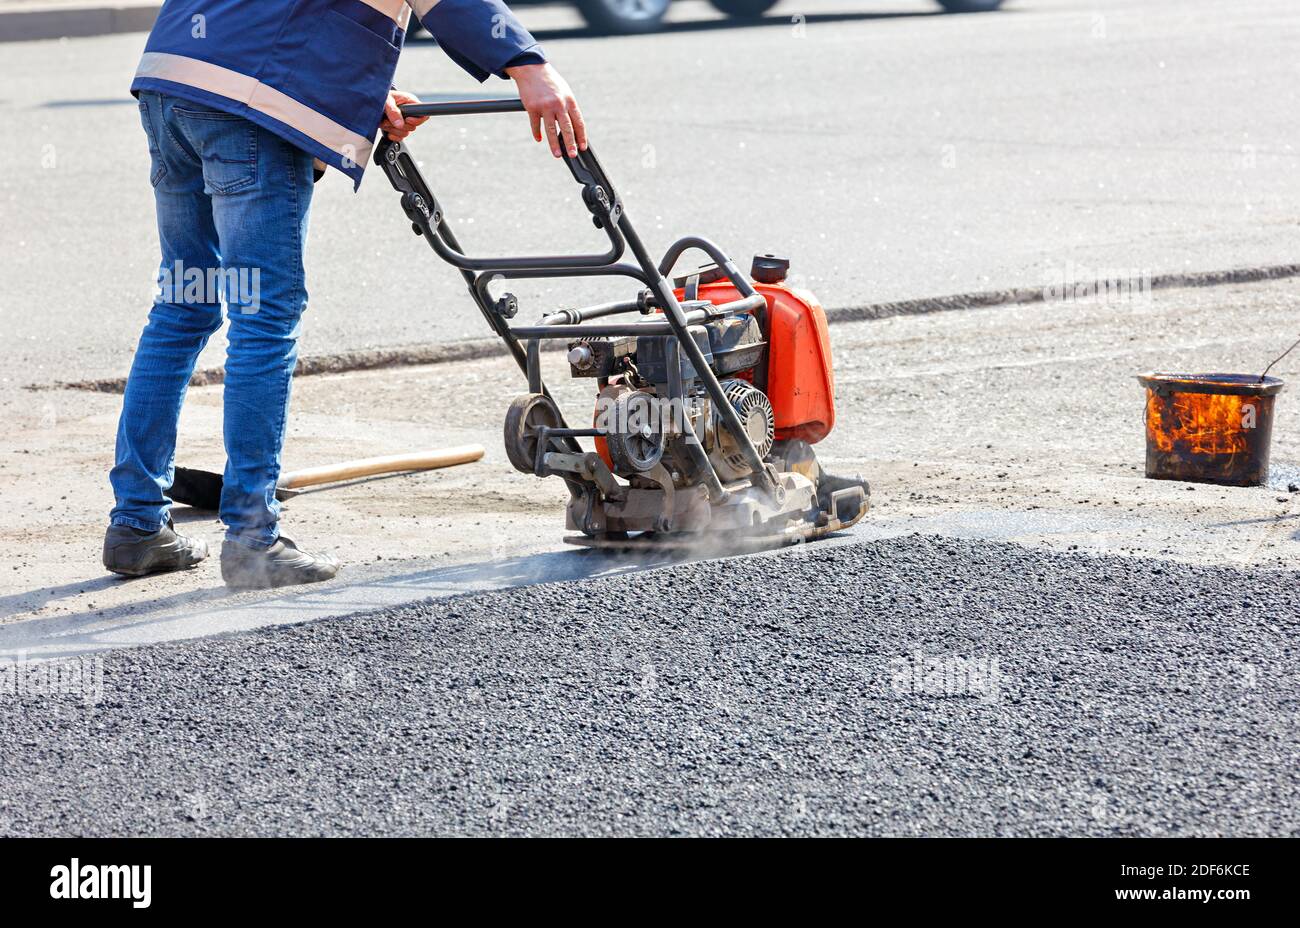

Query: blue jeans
left=109, top=92, right=315, bottom=548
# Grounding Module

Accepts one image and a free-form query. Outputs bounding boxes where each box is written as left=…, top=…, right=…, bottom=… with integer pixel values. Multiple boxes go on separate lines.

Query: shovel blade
left=168, top=467, right=296, bottom=511
left=168, top=466, right=225, bottom=511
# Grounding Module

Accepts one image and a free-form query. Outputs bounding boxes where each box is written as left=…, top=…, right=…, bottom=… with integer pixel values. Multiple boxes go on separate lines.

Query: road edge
left=0, top=1, right=159, bottom=43
left=45, top=260, right=1300, bottom=393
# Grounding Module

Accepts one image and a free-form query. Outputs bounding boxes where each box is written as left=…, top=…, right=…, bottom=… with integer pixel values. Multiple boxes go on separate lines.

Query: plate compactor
left=377, top=99, right=869, bottom=550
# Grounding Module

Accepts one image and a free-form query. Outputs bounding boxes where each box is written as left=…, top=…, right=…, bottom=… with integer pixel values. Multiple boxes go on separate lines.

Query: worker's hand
left=380, top=90, right=430, bottom=141
left=506, top=62, right=587, bottom=158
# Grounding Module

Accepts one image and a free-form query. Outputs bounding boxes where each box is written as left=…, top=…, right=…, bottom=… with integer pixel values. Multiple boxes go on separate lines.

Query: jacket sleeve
left=408, top=0, right=545, bottom=82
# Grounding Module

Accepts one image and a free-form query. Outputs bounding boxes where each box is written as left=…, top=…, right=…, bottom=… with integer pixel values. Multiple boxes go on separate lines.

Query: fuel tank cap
left=751, top=254, right=790, bottom=284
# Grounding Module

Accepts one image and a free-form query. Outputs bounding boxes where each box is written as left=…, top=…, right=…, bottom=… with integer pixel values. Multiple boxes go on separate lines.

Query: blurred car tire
left=936, top=0, right=1004, bottom=11
left=575, top=0, right=672, bottom=33
left=419, top=1, right=1004, bottom=38
left=709, top=0, right=780, bottom=18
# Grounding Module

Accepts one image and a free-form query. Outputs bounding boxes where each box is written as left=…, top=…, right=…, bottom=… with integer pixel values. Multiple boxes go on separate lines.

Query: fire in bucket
left=1136, top=373, right=1285, bottom=487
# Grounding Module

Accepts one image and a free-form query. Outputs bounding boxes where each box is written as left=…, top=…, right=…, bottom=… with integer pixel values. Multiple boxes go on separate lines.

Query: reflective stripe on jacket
left=130, top=0, right=543, bottom=188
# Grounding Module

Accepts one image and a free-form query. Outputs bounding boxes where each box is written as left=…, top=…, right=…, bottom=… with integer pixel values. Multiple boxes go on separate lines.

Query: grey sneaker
left=103, top=518, right=209, bottom=577
left=220, top=536, right=339, bottom=590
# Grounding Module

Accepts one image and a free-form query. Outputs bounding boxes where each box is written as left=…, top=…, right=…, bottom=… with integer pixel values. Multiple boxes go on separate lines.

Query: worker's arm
left=406, top=0, right=586, bottom=157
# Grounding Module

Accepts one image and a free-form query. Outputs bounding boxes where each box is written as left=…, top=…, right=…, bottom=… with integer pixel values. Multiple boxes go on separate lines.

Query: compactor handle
left=399, top=99, right=526, bottom=118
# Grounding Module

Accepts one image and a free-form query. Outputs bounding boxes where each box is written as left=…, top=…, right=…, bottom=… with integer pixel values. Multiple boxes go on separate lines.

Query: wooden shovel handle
left=279, top=445, right=485, bottom=490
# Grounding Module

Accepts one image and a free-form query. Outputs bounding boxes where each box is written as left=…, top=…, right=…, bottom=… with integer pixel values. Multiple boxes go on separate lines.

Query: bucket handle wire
left=1260, top=333, right=1300, bottom=381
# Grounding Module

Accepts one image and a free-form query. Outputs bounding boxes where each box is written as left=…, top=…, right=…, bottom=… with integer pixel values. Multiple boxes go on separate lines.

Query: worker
left=102, top=0, right=585, bottom=589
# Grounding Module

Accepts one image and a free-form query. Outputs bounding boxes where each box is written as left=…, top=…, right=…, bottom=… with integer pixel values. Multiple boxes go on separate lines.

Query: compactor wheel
left=504, top=393, right=563, bottom=473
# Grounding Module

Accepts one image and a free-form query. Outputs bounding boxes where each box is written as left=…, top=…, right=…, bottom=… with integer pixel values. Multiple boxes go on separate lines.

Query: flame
left=1145, top=389, right=1251, bottom=456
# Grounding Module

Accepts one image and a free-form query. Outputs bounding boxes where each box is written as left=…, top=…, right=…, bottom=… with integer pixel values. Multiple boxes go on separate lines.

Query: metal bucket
left=1137, top=373, right=1285, bottom=486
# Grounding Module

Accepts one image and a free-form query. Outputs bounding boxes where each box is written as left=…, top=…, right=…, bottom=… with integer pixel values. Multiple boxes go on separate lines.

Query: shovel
left=168, top=445, right=485, bottom=511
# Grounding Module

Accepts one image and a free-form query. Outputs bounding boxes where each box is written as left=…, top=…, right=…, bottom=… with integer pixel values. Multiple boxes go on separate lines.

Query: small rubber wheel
left=710, top=0, right=779, bottom=18
left=504, top=393, right=563, bottom=474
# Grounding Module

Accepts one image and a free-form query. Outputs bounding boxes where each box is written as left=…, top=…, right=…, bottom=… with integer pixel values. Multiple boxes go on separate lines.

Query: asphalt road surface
left=2, top=0, right=1299, bottom=388
left=1, top=536, right=1295, bottom=836
left=4, top=276, right=1297, bottom=653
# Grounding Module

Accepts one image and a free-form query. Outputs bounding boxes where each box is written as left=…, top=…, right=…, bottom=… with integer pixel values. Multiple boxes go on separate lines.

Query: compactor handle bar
left=391, top=98, right=628, bottom=272
left=400, top=99, right=526, bottom=118
left=377, top=99, right=778, bottom=496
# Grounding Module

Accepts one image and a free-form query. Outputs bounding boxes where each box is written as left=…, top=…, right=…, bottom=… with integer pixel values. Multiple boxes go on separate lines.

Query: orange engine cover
left=683, top=280, right=836, bottom=444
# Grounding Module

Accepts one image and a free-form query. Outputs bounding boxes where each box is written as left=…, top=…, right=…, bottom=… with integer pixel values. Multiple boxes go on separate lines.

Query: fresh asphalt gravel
left=1, top=535, right=1297, bottom=837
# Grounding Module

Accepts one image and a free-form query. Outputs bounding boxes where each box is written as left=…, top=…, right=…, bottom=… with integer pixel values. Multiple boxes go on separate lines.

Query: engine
left=568, top=311, right=775, bottom=486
